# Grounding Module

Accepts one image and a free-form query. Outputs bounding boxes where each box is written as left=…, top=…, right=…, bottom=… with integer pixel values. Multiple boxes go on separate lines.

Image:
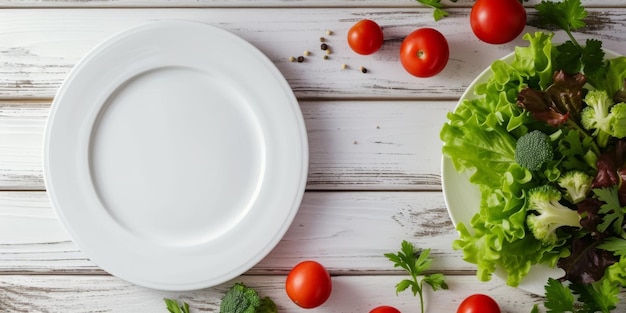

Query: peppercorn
left=321, top=43, right=328, bottom=51
left=297, top=56, right=305, bottom=63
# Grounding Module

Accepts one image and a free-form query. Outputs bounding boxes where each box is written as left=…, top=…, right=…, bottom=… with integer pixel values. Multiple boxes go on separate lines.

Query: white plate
left=442, top=50, right=619, bottom=295
left=43, top=21, right=308, bottom=291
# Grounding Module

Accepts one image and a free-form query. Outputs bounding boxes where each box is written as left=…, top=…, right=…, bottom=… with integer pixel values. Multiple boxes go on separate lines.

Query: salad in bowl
left=441, top=30, right=626, bottom=310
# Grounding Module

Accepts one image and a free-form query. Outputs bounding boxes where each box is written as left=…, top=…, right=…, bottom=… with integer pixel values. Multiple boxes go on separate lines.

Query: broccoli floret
left=557, top=171, right=592, bottom=204
left=526, top=185, right=582, bottom=245
left=581, top=90, right=616, bottom=147
left=610, top=102, right=626, bottom=138
left=220, top=283, right=277, bottom=313
left=515, top=130, right=554, bottom=171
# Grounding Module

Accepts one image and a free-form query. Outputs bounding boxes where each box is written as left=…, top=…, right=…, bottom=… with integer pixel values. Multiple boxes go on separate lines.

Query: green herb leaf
left=556, top=41, right=583, bottom=73
left=415, top=0, right=449, bottom=21
left=581, top=39, right=606, bottom=76
left=181, top=302, right=190, bottom=313
left=395, top=279, right=414, bottom=294
left=570, top=279, right=619, bottom=313
left=386, top=241, right=447, bottom=313
left=544, top=278, right=576, bottom=312
left=594, top=186, right=626, bottom=235
left=422, top=273, right=449, bottom=291
left=164, top=298, right=189, bottom=313
left=598, top=237, right=626, bottom=255
left=542, top=277, right=620, bottom=313
left=530, top=304, right=540, bottom=313
left=536, top=0, right=587, bottom=32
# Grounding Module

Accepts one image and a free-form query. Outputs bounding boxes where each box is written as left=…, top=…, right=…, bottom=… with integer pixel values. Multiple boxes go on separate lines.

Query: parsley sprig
left=385, top=240, right=448, bottom=313
left=594, top=187, right=626, bottom=235
left=531, top=278, right=619, bottom=313
left=536, top=0, right=605, bottom=77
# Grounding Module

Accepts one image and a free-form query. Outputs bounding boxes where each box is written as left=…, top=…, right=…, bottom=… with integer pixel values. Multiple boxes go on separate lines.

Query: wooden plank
left=0, top=101, right=48, bottom=190
left=0, top=274, right=548, bottom=313
left=0, top=100, right=453, bottom=191
left=0, top=191, right=472, bottom=274
left=0, top=8, right=623, bottom=99
left=0, top=0, right=618, bottom=8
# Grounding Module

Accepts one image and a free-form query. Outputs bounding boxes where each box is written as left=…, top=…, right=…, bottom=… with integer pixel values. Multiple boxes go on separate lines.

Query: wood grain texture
left=0, top=100, right=453, bottom=190
left=0, top=191, right=471, bottom=274
left=0, top=274, right=547, bottom=313
left=0, top=0, right=617, bottom=8
left=0, top=8, right=623, bottom=99
left=2, top=2, right=626, bottom=312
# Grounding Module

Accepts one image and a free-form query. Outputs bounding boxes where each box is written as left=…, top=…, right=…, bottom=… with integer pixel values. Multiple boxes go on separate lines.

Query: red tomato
left=470, top=0, right=526, bottom=44
left=457, top=294, right=501, bottom=313
left=285, top=260, right=332, bottom=308
left=399, top=28, right=449, bottom=78
left=347, top=19, right=384, bottom=55
left=370, top=305, right=401, bottom=313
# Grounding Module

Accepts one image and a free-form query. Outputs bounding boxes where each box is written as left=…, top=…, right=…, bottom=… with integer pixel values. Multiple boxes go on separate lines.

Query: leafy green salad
left=441, top=1, right=626, bottom=311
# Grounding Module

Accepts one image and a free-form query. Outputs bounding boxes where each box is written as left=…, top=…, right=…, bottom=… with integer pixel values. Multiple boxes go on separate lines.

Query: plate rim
left=43, top=20, right=309, bottom=291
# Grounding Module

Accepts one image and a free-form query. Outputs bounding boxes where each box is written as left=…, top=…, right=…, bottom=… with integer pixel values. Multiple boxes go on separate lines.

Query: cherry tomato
left=347, top=19, right=384, bottom=55
left=370, top=305, right=401, bottom=313
left=457, top=294, right=501, bottom=313
left=399, top=28, right=449, bottom=78
left=285, top=260, right=332, bottom=308
left=470, top=0, right=526, bottom=44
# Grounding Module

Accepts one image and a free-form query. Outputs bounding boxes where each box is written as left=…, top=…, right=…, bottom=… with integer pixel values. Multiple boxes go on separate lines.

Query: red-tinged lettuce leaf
left=577, top=197, right=604, bottom=234
left=558, top=236, right=617, bottom=284
left=593, top=152, right=621, bottom=189
left=592, top=140, right=626, bottom=205
left=517, top=87, right=570, bottom=126
left=517, top=70, right=587, bottom=126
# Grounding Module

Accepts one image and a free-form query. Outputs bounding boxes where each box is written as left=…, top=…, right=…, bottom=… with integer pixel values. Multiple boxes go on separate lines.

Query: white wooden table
left=1, top=1, right=625, bottom=312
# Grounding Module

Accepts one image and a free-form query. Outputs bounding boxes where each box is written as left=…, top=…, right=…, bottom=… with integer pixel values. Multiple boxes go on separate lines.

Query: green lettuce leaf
left=440, top=98, right=518, bottom=188
left=442, top=32, right=575, bottom=287
left=588, top=56, right=626, bottom=98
